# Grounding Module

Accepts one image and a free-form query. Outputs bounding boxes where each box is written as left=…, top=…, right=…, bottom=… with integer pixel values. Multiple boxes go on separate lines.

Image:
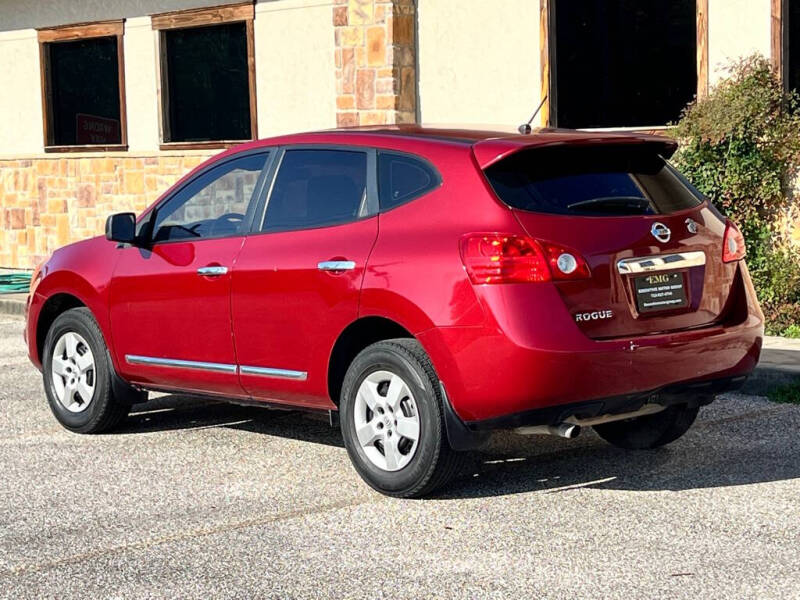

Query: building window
left=38, top=21, right=126, bottom=151
left=546, top=1, right=699, bottom=129
left=785, top=1, right=800, bottom=93
left=152, top=3, right=257, bottom=149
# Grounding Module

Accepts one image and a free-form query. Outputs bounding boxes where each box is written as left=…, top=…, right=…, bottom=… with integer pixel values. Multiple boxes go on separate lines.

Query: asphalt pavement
left=1, top=315, right=798, bottom=599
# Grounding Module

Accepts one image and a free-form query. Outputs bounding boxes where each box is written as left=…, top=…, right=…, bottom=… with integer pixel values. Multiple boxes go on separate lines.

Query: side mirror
left=105, top=212, right=137, bottom=244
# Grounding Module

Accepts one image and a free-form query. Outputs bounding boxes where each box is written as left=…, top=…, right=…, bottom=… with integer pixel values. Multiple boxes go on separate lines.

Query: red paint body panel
left=231, top=217, right=378, bottom=409
left=108, top=238, right=246, bottom=397
left=26, top=126, right=764, bottom=429
left=26, top=236, right=119, bottom=370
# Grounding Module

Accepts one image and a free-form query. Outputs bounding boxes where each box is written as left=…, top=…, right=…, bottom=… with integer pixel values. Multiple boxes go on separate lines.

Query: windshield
left=483, top=145, right=703, bottom=216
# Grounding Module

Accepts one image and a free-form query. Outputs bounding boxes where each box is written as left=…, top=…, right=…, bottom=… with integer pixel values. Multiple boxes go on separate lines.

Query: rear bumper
left=417, top=278, right=763, bottom=425
left=465, top=374, right=744, bottom=431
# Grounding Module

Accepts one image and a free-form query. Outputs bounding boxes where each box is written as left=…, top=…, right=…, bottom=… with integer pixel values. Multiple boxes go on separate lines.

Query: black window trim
left=249, top=144, right=379, bottom=236
left=376, top=149, right=443, bottom=213
left=138, top=147, right=276, bottom=246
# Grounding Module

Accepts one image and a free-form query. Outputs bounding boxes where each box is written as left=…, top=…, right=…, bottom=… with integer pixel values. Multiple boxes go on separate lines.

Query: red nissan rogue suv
left=25, top=126, right=763, bottom=497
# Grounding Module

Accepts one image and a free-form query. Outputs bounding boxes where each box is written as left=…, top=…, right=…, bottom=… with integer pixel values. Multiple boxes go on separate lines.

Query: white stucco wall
left=708, top=0, right=772, bottom=85
left=253, top=0, right=337, bottom=136
left=416, top=0, right=540, bottom=128
left=124, top=17, right=160, bottom=151
left=0, top=29, right=44, bottom=154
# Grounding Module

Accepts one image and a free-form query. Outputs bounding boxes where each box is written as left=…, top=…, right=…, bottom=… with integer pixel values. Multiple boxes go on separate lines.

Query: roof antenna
left=518, top=95, right=548, bottom=135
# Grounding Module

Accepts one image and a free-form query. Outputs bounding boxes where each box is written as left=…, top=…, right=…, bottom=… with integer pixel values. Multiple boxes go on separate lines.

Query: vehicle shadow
left=437, top=400, right=800, bottom=499
left=117, top=394, right=800, bottom=498
left=119, top=394, right=344, bottom=448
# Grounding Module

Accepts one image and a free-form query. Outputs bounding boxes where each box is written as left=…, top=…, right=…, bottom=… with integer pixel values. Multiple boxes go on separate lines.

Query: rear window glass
left=484, top=145, right=703, bottom=216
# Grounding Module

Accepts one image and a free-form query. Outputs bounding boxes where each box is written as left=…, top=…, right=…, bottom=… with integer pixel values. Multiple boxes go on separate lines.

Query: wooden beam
left=151, top=2, right=254, bottom=31
left=772, top=0, right=785, bottom=82
left=37, top=20, right=123, bottom=42
left=696, top=0, right=709, bottom=99
left=539, top=0, right=551, bottom=127
left=246, top=18, right=258, bottom=140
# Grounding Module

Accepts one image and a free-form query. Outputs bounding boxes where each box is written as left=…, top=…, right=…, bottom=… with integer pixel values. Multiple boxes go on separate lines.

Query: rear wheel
left=340, top=339, right=465, bottom=498
left=42, top=307, right=142, bottom=433
left=593, top=404, right=699, bottom=450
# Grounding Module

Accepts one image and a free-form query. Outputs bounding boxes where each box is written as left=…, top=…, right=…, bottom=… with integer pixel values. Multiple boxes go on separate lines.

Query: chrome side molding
left=617, top=251, right=706, bottom=274
left=124, top=354, right=307, bottom=381
left=317, top=261, right=356, bottom=271
left=125, top=354, right=237, bottom=374
left=240, top=365, right=308, bottom=381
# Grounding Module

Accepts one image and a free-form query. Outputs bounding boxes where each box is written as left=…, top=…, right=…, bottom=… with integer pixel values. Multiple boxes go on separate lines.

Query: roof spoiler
left=472, top=134, right=679, bottom=170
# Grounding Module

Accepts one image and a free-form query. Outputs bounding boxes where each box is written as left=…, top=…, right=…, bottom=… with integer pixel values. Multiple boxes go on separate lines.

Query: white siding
left=254, top=0, right=337, bottom=136
left=709, top=0, right=772, bottom=85
left=124, top=17, right=160, bottom=151
left=0, top=29, right=44, bottom=154
left=417, top=0, right=540, bottom=127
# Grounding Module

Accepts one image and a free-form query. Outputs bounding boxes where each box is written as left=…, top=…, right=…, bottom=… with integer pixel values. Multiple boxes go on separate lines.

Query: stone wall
left=0, top=153, right=213, bottom=268
left=333, top=0, right=416, bottom=126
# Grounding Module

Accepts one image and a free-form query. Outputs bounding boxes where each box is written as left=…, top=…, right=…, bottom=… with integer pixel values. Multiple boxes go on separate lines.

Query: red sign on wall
left=76, top=113, right=121, bottom=145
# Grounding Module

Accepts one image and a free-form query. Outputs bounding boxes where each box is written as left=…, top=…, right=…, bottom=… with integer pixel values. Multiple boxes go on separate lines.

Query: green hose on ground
left=0, top=273, right=32, bottom=294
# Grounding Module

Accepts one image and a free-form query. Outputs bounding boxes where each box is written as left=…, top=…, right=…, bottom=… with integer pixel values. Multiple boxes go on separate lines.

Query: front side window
left=551, top=0, right=697, bottom=128
left=378, top=152, right=440, bottom=210
left=38, top=23, right=125, bottom=149
left=153, top=4, right=256, bottom=146
left=262, top=150, right=367, bottom=231
left=484, top=145, right=702, bottom=217
left=151, top=153, right=268, bottom=242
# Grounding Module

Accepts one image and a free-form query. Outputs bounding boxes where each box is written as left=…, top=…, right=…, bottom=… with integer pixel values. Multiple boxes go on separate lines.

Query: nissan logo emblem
left=651, top=222, right=671, bottom=243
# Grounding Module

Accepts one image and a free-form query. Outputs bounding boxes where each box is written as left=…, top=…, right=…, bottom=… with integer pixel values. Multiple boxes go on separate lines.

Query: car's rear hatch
left=477, top=137, right=742, bottom=340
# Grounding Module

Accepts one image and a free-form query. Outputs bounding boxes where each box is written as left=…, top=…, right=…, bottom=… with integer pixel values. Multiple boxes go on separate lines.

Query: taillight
left=459, top=234, right=590, bottom=284
left=722, top=221, right=746, bottom=263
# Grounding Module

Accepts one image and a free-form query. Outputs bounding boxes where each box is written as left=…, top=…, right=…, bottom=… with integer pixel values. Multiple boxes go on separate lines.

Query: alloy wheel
left=353, top=370, right=420, bottom=472
left=50, top=331, right=96, bottom=413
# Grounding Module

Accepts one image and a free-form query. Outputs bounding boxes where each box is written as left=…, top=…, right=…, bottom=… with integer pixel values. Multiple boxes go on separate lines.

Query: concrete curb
left=743, top=337, right=800, bottom=396
left=0, top=294, right=25, bottom=318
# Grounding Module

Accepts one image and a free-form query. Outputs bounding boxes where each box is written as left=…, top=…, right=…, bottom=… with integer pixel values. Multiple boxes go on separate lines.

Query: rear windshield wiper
left=567, top=196, right=654, bottom=214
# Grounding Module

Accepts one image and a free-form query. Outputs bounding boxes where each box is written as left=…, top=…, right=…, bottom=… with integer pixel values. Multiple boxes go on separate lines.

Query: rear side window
left=378, top=152, right=439, bottom=210
left=262, top=149, right=367, bottom=231
left=484, top=145, right=702, bottom=216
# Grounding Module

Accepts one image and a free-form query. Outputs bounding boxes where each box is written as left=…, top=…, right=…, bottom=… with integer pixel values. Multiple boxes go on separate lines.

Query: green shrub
left=671, top=55, right=800, bottom=335
left=769, top=382, right=800, bottom=404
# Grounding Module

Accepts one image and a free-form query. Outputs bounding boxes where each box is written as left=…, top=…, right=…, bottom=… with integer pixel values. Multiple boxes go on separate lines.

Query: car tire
left=592, top=404, right=699, bottom=450
left=42, top=307, right=142, bottom=434
left=340, top=338, right=465, bottom=498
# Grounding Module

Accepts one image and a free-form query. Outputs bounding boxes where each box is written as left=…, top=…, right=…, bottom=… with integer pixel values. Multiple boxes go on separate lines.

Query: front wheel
left=42, top=307, right=141, bottom=433
left=593, top=404, right=700, bottom=450
left=339, top=339, right=465, bottom=498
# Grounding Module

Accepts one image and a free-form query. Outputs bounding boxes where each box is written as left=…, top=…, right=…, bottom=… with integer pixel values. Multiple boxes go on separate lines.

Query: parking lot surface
left=1, top=315, right=798, bottom=599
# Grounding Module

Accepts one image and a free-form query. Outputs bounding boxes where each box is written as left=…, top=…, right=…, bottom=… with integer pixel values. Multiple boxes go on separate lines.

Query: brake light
left=459, top=234, right=590, bottom=284
left=722, top=221, right=746, bottom=263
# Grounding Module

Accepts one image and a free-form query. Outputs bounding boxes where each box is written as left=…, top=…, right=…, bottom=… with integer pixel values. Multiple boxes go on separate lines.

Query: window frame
left=376, top=150, right=443, bottom=212
left=152, top=2, right=257, bottom=151
left=37, top=20, right=128, bottom=153
left=539, top=0, right=709, bottom=130
left=251, top=144, right=379, bottom=236
left=139, top=148, right=275, bottom=246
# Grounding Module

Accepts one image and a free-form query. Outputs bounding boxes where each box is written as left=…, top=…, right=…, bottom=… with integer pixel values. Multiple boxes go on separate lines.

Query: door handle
left=197, top=266, right=228, bottom=276
left=317, top=260, right=356, bottom=271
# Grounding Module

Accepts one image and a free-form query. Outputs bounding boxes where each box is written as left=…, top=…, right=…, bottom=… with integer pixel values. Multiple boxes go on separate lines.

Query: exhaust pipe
left=514, top=423, right=582, bottom=438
